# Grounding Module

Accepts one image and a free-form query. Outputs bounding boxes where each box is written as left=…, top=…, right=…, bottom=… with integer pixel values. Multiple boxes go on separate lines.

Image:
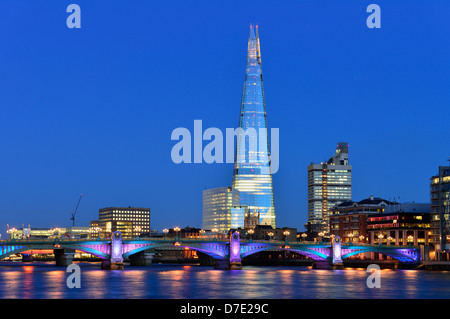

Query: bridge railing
left=344, top=242, right=421, bottom=249
left=0, top=237, right=110, bottom=244
left=0, top=238, right=421, bottom=249
left=240, top=239, right=331, bottom=245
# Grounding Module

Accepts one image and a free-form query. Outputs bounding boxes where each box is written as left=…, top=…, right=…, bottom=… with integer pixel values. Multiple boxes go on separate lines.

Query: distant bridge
left=0, top=232, right=421, bottom=269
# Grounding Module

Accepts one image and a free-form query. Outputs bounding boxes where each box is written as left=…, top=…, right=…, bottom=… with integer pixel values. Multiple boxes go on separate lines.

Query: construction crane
left=70, top=194, right=83, bottom=227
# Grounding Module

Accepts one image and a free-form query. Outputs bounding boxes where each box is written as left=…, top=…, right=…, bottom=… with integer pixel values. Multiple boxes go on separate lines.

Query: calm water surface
left=1, top=262, right=450, bottom=299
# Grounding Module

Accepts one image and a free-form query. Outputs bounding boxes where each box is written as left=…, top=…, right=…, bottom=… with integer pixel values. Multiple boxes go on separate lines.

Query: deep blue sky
left=1, top=1, right=449, bottom=237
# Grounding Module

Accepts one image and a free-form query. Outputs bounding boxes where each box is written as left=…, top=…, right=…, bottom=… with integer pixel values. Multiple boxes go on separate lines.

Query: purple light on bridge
left=229, top=231, right=241, bottom=263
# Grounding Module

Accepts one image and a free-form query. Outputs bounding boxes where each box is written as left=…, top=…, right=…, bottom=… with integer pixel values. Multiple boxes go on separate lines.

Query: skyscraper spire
left=232, top=25, right=276, bottom=227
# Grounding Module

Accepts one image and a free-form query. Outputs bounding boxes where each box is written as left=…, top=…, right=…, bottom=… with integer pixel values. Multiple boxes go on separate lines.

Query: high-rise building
left=307, top=142, right=352, bottom=237
left=231, top=24, right=276, bottom=228
left=231, top=205, right=248, bottom=229
left=202, top=187, right=240, bottom=233
left=96, top=207, right=151, bottom=238
left=430, top=166, right=450, bottom=253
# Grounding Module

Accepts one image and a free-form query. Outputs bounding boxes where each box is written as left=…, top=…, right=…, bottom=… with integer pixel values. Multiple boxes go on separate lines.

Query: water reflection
left=22, top=266, right=35, bottom=299
left=83, top=269, right=108, bottom=299
left=0, top=263, right=450, bottom=299
left=43, top=270, right=66, bottom=299
left=277, top=269, right=295, bottom=298
left=0, top=270, right=22, bottom=298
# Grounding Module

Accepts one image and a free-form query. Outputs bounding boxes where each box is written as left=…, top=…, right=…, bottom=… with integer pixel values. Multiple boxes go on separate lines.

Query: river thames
left=0, top=262, right=449, bottom=299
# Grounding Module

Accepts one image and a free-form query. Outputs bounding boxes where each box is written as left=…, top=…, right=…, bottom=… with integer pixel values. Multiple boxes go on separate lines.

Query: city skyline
left=1, top=1, right=449, bottom=238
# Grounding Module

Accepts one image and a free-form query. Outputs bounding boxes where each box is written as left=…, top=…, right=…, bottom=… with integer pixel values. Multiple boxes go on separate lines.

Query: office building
left=329, top=195, right=392, bottom=243
left=231, top=24, right=276, bottom=228
left=367, top=209, right=431, bottom=246
left=7, top=227, right=66, bottom=239
left=430, top=166, right=450, bottom=253
left=202, top=187, right=240, bottom=233
left=231, top=205, right=248, bottom=229
left=65, top=226, right=90, bottom=239
left=330, top=196, right=429, bottom=244
left=89, top=220, right=134, bottom=239
left=307, top=142, right=352, bottom=237
left=89, top=206, right=150, bottom=239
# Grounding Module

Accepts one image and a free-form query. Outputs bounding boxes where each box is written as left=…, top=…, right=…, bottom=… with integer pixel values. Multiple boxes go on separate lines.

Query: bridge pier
left=230, top=261, right=243, bottom=270
left=312, top=260, right=333, bottom=270
left=54, top=248, right=75, bottom=266
left=331, top=236, right=344, bottom=269
left=214, top=260, right=230, bottom=270
left=101, top=231, right=124, bottom=270
left=212, top=231, right=243, bottom=270
left=21, top=253, right=33, bottom=262
left=228, top=231, right=242, bottom=270
left=129, top=252, right=153, bottom=266
left=100, top=260, right=124, bottom=270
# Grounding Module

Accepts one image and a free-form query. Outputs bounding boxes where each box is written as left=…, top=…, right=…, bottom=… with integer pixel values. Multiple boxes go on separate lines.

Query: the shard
left=231, top=24, right=276, bottom=228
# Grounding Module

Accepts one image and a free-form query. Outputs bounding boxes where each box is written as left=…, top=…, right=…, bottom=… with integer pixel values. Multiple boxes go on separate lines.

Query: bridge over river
left=0, top=231, right=421, bottom=270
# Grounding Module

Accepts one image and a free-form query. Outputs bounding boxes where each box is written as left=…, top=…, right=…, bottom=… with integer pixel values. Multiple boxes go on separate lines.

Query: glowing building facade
left=202, top=187, right=240, bottom=233
left=97, top=207, right=151, bottom=238
left=231, top=24, right=276, bottom=228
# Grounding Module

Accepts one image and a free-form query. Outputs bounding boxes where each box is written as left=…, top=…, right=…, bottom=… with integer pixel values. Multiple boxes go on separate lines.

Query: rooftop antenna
left=70, top=194, right=83, bottom=227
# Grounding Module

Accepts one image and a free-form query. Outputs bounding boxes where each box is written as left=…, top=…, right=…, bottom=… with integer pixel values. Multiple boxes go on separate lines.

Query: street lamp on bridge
left=174, top=227, right=181, bottom=241
left=407, top=235, right=414, bottom=245
left=387, top=236, right=394, bottom=245
left=247, top=229, right=254, bottom=241
left=378, top=234, right=384, bottom=245
left=317, top=232, right=324, bottom=242
left=348, top=233, right=354, bottom=242
left=283, top=230, right=290, bottom=244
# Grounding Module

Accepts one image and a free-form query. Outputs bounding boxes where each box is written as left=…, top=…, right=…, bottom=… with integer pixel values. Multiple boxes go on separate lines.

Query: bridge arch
left=59, top=243, right=111, bottom=260
left=122, top=242, right=229, bottom=260
left=0, top=245, right=34, bottom=261
left=341, top=246, right=420, bottom=263
left=240, top=243, right=330, bottom=261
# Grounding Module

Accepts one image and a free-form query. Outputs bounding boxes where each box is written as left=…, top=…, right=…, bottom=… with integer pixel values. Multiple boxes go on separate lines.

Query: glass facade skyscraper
left=231, top=24, right=276, bottom=228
